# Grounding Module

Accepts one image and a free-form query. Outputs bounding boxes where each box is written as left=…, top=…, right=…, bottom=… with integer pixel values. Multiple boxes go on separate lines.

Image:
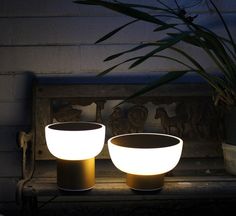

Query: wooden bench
left=16, top=80, right=236, bottom=215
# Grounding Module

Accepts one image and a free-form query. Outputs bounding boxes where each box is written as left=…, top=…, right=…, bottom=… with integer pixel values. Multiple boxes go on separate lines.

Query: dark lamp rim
left=108, top=133, right=182, bottom=149
left=46, top=121, right=104, bottom=131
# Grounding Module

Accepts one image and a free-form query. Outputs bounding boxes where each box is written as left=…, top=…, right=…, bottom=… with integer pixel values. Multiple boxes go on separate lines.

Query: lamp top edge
left=45, top=121, right=105, bottom=131
left=108, top=133, right=183, bottom=149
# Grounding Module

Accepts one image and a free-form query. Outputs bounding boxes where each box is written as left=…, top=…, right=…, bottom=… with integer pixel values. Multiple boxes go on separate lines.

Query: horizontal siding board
left=0, top=126, right=30, bottom=151
left=0, top=152, right=21, bottom=177
left=0, top=74, right=33, bottom=101
left=0, top=75, right=13, bottom=101
left=0, top=0, right=235, bottom=17
left=0, top=0, right=116, bottom=17
left=12, top=73, right=35, bottom=100
left=0, top=44, right=221, bottom=74
left=0, top=178, right=19, bottom=202
left=80, top=44, right=216, bottom=74
left=0, top=17, right=157, bottom=45
left=0, top=14, right=235, bottom=46
left=0, top=102, right=31, bottom=125
left=0, top=46, right=81, bottom=74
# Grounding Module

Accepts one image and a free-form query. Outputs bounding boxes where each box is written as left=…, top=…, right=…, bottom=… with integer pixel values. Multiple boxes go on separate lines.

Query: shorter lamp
left=108, top=133, right=183, bottom=191
left=45, top=121, right=105, bottom=191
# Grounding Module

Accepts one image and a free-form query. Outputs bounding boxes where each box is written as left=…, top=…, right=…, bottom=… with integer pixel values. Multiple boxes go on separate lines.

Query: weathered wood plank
left=0, top=17, right=155, bottom=45
left=0, top=0, right=116, bottom=17
left=0, top=46, right=81, bottom=74
left=35, top=98, right=51, bottom=160
left=33, top=83, right=223, bottom=160
left=0, top=152, right=21, bottom=177
left=36, top=83, right=212, bottom=98
left=0, top=126, right=29, bottom=151
left=0, top=0, right=235, bottom=17
left=0, top=102, right=30, bottom=126
left=22, top=158, right=236, bottom=204
left=23, top=177, right=236, bottom=199
left=0, top=203, right=19, bottom=215
left=0, top=43, right=228, bottom=74
left=0, top=75, right=13, bottom=100
left=32, top=198, right=236, bottom=216
left=0, top=14, right=235, bottom=46
left=31, top=158, right=226, bottom=178
left=32, top=82, right=225, bottom=160
left=0, top=178, right=19, bottom=201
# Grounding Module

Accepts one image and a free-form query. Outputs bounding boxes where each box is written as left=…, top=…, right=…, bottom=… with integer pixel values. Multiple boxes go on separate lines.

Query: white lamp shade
left=45, top=122, right=105, bottom=160
left=108, top=133, right=183, bottom=175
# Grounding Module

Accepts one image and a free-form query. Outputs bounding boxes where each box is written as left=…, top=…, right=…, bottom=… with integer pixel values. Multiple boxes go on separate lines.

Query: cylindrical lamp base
left=57, top=158, right=95, bottom=191
left=126, top=173, right=165, bottom=191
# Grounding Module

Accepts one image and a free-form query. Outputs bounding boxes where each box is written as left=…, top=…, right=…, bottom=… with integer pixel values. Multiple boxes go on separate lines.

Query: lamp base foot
left=57, top=158, right=95, bottom=191
left=57, top=186, right=94, bottom=192
left=126, top=173, right=165, bottom=191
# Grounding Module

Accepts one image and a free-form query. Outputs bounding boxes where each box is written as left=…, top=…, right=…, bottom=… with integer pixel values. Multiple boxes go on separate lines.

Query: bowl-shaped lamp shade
left=108, top=133, right=183, bottom=190
left=45, top=122, right=105, bottom=160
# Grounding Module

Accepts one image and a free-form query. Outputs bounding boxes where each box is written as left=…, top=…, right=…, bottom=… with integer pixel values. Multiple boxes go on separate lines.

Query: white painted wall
left=0, top=0, right=235, bottom=212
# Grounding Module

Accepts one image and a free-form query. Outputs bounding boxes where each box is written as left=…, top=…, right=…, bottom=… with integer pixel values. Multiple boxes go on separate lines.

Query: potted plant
left=74, top=0, right=236, bottom=174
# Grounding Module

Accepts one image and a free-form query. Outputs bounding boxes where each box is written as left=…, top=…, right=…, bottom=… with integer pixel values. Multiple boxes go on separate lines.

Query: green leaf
left=74, top=0, right=166, bottom=25
left=194, top=28, right=236, bottom=81
left=97, top=56, right=142, bottom=76
left=208, top=0, right=236, bottom=53
left=167, top=32, right=200, bottom=47
left=96, top=19, right=138, bottom=44
left=152, top=54, right=196, bottom=70
left=104, top=43, right=157, bottom=61
left=169, top=46, right=229, bottom=96
left=129, top=32, right=189, bottom=68
left=154, top=24, right=178, bottom=31
left=115, top=70, right=190, bottom=106
left=113, top=2, right=169, bottom=12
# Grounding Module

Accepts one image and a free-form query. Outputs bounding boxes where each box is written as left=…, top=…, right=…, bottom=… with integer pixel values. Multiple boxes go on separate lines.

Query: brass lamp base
left=57, top=158, right=95, bottom=191
left=126, top=173, right=165, bottom=191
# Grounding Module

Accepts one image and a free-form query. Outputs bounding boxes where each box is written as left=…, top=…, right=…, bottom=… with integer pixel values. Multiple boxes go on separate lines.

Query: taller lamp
left=45, top=121, right=105, bottom=191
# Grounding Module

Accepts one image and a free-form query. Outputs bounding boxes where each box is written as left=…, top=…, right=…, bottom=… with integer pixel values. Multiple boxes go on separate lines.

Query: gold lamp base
left=126, top=173, right=165, bottom=191
left=57, top=158, right=95, bottom=191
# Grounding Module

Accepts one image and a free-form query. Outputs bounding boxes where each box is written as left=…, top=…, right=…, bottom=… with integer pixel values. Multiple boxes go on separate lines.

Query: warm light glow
left=45, top=122, right=105, bottom=160
left=108, top=133, right=183, bottom=175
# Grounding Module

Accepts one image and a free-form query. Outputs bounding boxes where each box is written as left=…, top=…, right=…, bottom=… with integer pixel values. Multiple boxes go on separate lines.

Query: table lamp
left=45, top=121, right=105, bottom=191
left=108, top=133, right=183, bottom=191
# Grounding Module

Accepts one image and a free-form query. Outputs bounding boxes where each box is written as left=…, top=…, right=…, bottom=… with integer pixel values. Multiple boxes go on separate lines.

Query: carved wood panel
left=34, top=84, right=223, bottom=160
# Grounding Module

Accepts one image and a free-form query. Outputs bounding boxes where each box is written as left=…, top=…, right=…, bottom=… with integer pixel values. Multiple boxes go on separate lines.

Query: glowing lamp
left=108, top=133, right=183, bottom=191
left=45, top=122, right=105, bottom=191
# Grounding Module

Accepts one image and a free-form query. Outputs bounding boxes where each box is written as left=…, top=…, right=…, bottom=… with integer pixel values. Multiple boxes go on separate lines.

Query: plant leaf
left=115, top=70, right=190, bottom=106
left=96, top=19, right=138, bottom=44
left=152, top=54, right=196, bottom=70
left=74, top=0, right=166, bottom=25
left=104, top=43, right=157, bottom=61
left=97, top=56, right=142, bottom=76
left=129, top=32, right=189, bottom=68
left=154, top=24, right=178, bottom=32
left=208, top=0, right=236, bottom=53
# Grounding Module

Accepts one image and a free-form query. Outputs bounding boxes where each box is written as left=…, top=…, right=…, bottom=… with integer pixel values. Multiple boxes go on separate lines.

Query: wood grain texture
left=0, top=152, right=21, bottom=177
left=0, top=126, right=29, bottom=151
left=35, top=98, right=51, bottom=160
left=0, top=178, right=19, bottom=202
left=23, top=159, right=236, bottom=199
left=0, top=0, right=235, bottom=18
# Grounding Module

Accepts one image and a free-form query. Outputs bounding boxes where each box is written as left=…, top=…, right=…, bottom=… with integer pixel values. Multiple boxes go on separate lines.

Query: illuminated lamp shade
left=45, top=122, right=105, bottom=191
left=108, top=133, right=183, bottom=191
